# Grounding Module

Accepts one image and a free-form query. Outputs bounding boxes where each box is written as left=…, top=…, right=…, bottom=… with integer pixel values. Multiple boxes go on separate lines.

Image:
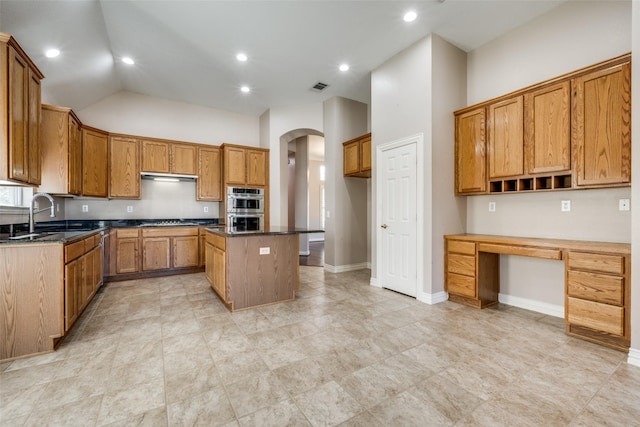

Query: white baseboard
left=498, top=293, right=564, bottom=318
left=324, top=262, right=369, bottom=273
left=628, top=348, right=640, bottom=367
left=370, top=277, right=381, bottom=288
left=299, top=250, right=310, bottom=256
left=417, top=291, right=448, bottom=305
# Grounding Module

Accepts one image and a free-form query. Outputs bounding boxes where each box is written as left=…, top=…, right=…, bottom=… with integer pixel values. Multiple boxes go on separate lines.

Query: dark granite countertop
left=206, top=226, right=324, bottom=237
left=0, top=218, right=224, bottom=245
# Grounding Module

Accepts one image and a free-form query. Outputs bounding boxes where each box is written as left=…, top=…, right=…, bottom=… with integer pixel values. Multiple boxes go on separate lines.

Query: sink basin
left=8, top=233, right=42, bottom=240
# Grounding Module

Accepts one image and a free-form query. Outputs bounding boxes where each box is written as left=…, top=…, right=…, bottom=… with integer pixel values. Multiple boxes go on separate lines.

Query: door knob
left=381, top=224, right=388, bottom=229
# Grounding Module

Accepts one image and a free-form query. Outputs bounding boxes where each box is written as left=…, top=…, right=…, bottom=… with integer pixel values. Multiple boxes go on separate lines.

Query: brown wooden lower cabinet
left=444, top=234, right=630, bottom=351
left=107, top=226, right=202, bottom=281
left=64, top=233, right=103, bottom=331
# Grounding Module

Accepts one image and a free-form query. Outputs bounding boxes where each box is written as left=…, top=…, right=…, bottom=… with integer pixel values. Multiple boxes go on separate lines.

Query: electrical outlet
left=259, top=247, right=270, bottom=255
left=561, top=200, right=571, bottom=212
left=204, top=206, right=209, bottom=213
left=82, top=205, right=88, bottom=213
left=619, top=199, right=630, bottom=211
left=488, top=202, right=496, bottom=212
left=126, top=206, right=133, bottom=213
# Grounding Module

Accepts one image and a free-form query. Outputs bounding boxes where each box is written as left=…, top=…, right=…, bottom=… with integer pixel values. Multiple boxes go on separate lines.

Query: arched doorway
left=280, top=128, right=325, bottom=266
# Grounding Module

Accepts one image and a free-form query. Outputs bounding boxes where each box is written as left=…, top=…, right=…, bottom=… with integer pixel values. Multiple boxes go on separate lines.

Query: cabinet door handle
left=381, top=224, right=388, bottom=229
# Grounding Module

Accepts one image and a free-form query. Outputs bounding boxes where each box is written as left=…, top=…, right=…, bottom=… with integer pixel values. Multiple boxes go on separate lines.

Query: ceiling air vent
left=311, top=81, right=329, bottom=92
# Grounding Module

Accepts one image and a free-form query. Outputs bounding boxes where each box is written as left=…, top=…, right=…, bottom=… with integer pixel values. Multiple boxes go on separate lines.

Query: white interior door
left=379, top=141, right=417, bottom=297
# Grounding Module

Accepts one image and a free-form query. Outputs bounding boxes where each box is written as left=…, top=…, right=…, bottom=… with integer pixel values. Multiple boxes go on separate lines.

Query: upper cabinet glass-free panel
left=455, top=107, right=486, bottom=194
left=524, top=82, right=571, bottom=174
left=488, top=96, right=523, bottom=179
left=573, top=61, right=631, bottom=187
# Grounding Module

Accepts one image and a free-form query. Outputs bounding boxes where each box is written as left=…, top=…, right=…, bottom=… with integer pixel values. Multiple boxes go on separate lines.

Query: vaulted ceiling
left=1, top=0, right=566, bottom=116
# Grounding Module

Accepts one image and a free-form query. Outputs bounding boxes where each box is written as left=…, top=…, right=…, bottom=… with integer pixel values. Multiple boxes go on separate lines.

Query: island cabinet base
left=206, top=230, right=300, bottom=311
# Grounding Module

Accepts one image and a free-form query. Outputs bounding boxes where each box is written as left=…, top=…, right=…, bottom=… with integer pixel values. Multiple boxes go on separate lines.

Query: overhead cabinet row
left=455, top=54, right=631, bottom=195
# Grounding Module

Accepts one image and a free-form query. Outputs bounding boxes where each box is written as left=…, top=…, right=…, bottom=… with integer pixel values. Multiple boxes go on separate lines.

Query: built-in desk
left=444, top=234, right=631, bottom=351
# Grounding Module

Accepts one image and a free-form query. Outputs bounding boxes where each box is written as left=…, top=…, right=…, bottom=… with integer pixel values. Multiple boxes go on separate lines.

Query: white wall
left=465, top=0, right=632, bottom=314
left=77, top=91, right=259, bottom=146
left=630, top=0, right=640, bottom=366
left=371, top=34, right=466, bottom=298
left=260, top=103, right=323, bottom=226
left=323, top=97, right=368, bottom=270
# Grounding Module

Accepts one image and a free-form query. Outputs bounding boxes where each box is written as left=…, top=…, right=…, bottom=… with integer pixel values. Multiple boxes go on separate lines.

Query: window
left=0, top=186, right=33, bottom=208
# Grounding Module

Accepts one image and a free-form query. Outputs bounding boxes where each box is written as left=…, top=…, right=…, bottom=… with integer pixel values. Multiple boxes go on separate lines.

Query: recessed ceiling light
left=403, top=11, right=417, bottom=22
left=122, top=57, right=135, bottom=65
left=240, top=85, right=250, bottom=93
left=45, top=48, right=60, bottom=58
left=236, top=53, right=248, bottom=62
left=339, top=64, right=350, bottom=72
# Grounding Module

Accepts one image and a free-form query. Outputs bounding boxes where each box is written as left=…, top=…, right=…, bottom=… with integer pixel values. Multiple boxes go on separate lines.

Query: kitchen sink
left=8, top=233, right=43, bottom=240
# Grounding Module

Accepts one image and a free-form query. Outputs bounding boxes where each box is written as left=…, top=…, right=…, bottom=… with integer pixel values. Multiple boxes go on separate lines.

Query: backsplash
left=65, top=180, right=220, bottom=220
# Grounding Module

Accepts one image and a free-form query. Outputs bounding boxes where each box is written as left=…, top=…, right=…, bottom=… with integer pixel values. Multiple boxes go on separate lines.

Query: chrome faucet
left=29, top=192, right=56, bottom=233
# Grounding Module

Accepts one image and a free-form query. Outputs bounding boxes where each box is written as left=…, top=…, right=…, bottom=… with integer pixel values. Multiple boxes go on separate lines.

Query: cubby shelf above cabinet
left=454, top=53, right=631, bottom=196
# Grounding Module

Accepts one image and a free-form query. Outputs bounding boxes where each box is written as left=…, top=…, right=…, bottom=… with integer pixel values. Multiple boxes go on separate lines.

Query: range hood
left=140, top=172, right=197, bottom=182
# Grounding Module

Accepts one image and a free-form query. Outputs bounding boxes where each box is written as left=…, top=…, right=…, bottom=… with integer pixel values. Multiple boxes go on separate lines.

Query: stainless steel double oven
left=226, top=186, right=265, bottom=231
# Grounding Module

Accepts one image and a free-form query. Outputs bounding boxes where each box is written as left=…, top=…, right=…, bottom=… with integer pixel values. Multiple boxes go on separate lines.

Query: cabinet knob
left=381, top=224, right=388, bottom=229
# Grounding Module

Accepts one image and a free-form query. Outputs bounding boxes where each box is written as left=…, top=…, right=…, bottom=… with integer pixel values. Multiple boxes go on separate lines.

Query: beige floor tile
left=3, top=266, right=640, bottom=427
left=164, top=364, right=221, bottom=405
left=368, top=390, right=451, bottom=427
left=97, top=376, right=165, bottom=426
left=166, top=387, right=235, bottom=427
left=237, top=399, right=311, bottom=427
left=226, top=371, right=289, bottom=418
left=294, top=381, right=363, bottom=427
left=100, top=406, right=167, bottom=427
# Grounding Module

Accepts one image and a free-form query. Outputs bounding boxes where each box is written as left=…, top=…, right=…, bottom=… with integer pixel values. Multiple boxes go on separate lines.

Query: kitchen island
left=205, top=227, right=322, bottom=311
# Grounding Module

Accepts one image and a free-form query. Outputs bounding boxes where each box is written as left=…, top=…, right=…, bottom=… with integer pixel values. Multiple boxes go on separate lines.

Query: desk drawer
left=447, top=273, right=476, bottom=298
left=567, top=270, right=623, bottom=306
left=447, top=254, right=475, bottom=277
left=567, top=297, right=624, bottom=336
left=448, top=240, right=475, bottom=255
left=567, top=252, right=624, bottom=275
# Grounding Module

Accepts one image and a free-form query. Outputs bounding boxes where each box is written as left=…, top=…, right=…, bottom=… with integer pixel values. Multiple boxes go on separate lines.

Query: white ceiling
left=0, top=0, right=566, bottom=116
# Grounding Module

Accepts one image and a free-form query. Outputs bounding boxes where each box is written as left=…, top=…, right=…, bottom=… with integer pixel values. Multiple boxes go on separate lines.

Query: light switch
left=561, top=200, right=571, bottom=212
left=488, top=202, right=496, bottom=212
left=82, top=205, right=88, bottom=213
left=619, top=199, right=630, bottom=211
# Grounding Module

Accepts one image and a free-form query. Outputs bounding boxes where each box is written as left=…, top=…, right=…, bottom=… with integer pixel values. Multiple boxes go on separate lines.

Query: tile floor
left=1, top=267, right=639, bottom=426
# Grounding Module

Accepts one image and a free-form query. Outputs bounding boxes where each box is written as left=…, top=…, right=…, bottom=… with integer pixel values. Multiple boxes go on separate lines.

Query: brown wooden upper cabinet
left=573, top=61, right=631, bottom=187
left=524, top=81, right=571, bottom=174
left=223, top=144, right=268, bottom=187
left=454, top=53, right=631, bottom=195
left=81, top=127, right=109, bottom=198
left=1, top=33, right=44, bottom=185
left=343, top=133, right=371, bottom=178
left=455, top=108, right=486, bottom=194
left=109, top=136, right=141, bottom=199
left=141, top=139, right=197, bottom=175
left=39, top=105, right=83, bottom=195
left=488, top=96, right=523, bottom=179
left=197, top=146, right=222, bottom=201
